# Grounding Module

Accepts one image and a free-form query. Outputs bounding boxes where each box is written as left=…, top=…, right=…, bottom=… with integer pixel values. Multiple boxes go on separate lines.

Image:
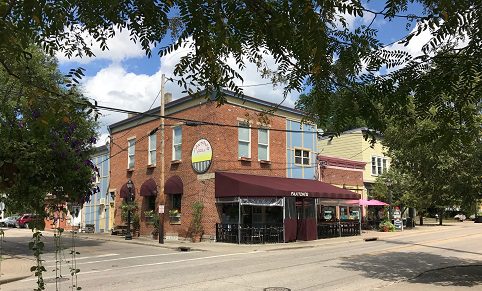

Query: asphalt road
left=2, top=222, right=482, bottom=291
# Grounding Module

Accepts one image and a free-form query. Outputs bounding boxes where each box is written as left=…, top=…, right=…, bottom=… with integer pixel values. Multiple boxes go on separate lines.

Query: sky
left=55, top=2, right=428, bottom=146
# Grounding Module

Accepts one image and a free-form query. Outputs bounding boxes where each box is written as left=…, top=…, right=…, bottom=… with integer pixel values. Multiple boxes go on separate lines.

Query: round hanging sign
left=191, top=139, right=213, bottom=174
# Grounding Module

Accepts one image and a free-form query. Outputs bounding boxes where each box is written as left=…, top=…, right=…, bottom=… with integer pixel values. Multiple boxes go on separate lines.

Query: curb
left=0, top=274, right=32, bottom=285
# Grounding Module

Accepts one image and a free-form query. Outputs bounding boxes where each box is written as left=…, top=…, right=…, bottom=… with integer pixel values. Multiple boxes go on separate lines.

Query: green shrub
left=379, top=220, right=395, bottom=232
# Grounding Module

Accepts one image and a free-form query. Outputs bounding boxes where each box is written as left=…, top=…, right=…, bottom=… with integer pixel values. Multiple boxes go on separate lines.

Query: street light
left=386, top=178, right=393, bottom=221
left=125, top=179, right=134, bottom=240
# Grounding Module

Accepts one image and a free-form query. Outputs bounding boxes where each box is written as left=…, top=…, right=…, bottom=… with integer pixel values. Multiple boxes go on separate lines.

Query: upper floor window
left=127, top=138, right=136, bottom=169
left=238, top=121, right=251, bottom=158
left=172, top=126, right=182, bottom=160
left=258, top=127, right=269, bottom=161
left=371, top=156, right=388, bottom=175
left=294, top=149, right=310, bottom=165
left=148, top=133, right=156, bottom=165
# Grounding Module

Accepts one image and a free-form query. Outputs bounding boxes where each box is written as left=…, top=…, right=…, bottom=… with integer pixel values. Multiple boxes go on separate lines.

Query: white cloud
left=82, top=42, right=300, bottom=140
left=56, top=27, right=146, bottom=64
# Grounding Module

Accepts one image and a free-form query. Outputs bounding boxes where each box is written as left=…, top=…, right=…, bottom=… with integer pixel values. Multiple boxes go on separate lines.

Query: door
left=295, top=198, right=317, bottom=241
left=108, top=202, right=115, bottom=230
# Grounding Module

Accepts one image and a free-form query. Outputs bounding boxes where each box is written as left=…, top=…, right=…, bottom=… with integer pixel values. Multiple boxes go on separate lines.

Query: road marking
left=44, top=253, right=119, bottom=263
left=26, top=251, right=263, bottom=282
left=363, top=231, right=482, bottom=256
left=44, top=251, right=201, bottom=268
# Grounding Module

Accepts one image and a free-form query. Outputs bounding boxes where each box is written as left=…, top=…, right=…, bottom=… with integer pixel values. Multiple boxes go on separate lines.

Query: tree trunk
left=419, top=215, right=424, bottom=226
left=438, top=209, right=443, bottom=225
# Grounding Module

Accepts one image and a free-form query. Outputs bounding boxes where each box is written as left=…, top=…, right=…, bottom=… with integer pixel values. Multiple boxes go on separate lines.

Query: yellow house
left=318, top=128, right=390, bottom=200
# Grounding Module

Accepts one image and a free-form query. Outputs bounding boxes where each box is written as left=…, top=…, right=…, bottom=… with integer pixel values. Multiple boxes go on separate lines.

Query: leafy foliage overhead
left=1, top=1, right=480, bottom=114
left=0, top=47, right=98, bottom=214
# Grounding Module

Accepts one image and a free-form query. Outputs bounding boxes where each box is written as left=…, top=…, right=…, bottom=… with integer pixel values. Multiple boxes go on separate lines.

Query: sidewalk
left=0, top=255, right=33, bottom=285
left=0, top=223, right=461, bottom=285
left=74, top=223, right=452, bottom=253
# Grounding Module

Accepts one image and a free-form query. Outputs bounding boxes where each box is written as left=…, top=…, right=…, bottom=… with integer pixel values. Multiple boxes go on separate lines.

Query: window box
left=147, top=164, right=156, bottom=168
left=238, top=157, right=252, bottom=162
left=259, top=160, right=271, bottom=165
left=127, top=168, right=134, bottom=172
left=169, top=214, right=181, bottom=224
left=171, top=159, right=182, bottom=165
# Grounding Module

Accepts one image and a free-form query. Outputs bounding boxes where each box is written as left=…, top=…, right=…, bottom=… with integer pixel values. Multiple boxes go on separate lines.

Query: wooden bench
left=111, top=225, right=128, bottom=236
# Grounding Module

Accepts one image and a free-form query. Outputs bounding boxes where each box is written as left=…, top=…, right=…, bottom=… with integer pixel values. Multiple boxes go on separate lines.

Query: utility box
left=85, top=224, right=95, bottom=233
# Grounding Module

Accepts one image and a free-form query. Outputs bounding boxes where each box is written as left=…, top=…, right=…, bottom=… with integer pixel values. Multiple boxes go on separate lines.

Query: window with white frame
left=127, top=138, right=136, bottom=169
left=294, top=149, right=310, bottom=165
left=148, top=133, right=156, bottom=165
left=238, top=121, right=251, bottom=158
left=258, top=127, right=269, bottom=161
left=371, top=156, right=388, bottom=175
left=172, top=126, right=182, bottom=161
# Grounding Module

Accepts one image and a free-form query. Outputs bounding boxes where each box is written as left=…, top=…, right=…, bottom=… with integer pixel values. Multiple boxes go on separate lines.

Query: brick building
left=108, top=90, right=359, bottom=242
left=317, top=155, right=365, bottom=195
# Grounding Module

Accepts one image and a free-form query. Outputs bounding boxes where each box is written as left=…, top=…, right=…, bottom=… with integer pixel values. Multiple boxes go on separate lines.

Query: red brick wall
left=110, top=101, right=287, bottom=238
left=319, top=167, right=364, bottom=194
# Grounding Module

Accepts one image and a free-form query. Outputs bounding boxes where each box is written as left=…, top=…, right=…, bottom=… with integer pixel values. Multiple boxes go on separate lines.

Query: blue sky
left=55, top=2, right=430, bottom=144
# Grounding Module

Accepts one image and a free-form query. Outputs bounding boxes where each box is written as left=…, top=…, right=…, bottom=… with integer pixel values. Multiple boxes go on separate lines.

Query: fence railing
left=317, top=221, right=360, bottom=239
left=216, top=223, right=283, bottom=244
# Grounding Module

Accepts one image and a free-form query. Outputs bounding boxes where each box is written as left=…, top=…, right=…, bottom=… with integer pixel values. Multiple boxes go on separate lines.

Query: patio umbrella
left=346, top=199, right=389, bottom=206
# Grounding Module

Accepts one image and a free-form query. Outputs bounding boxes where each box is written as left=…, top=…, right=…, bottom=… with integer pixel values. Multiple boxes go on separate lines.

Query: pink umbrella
left=345, top=199, right=389, bottom=206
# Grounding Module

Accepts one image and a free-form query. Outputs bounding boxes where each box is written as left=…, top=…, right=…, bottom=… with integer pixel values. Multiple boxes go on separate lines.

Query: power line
left=113, top=89, right=162, bottom=141
left=95, top=103, right=319, bottom=134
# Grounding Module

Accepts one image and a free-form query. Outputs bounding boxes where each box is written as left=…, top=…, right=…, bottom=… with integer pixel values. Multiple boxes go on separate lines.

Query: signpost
left=158, top=205, right=165, bottom=244
left=393, top=208, right=403, bottom=231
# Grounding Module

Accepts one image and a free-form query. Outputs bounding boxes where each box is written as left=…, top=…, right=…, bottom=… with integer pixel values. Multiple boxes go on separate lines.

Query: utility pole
left=159, top=74, right=165, bottom=244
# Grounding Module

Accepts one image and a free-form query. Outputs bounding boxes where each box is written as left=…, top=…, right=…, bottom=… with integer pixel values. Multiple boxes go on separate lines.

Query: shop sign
left=191, top=139, right=213, bottom=174
left=393, top=208, right=403, bottom=231
left=290, top=191, right=309, bottom=197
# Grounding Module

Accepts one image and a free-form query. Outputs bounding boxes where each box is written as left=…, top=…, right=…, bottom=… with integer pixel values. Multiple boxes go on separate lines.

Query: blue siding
left=286, top=120, right=317, bottom=179
left=83, top=148, right=110, bottom=232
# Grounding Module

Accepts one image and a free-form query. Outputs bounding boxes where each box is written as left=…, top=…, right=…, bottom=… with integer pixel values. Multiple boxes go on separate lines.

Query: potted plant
left=378, top=220, right=395, bottom=232
left=190, top=201, right=204, bottom=242
left=168, top=209, right=181, bottom=224
left=151, top=212, right=160, bottom=239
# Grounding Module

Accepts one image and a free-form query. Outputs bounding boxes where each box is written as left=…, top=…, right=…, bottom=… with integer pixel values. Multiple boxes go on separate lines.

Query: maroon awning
left=215, top=172, right=360, bottom=199
left=140, top=178, right=158, bottom=197
left=119, top=183, right=135, bottom=199
left=165, top=175, right=183, bottom=194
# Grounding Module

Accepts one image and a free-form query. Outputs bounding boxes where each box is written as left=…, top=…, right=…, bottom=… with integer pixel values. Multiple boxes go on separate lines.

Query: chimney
left=164, top=92, right=172, bottom=104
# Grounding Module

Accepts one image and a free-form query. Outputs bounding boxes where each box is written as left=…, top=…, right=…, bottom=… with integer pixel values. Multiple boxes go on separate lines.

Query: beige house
left=318, top=128, right=390, bottom=200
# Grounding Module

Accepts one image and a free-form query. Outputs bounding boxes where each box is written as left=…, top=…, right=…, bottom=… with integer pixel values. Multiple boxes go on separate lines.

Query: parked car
left=454, top=214, right=466, bottom=222
left=16, top=214, right=39, bottom=228
left=0, top=216, right=20, bottom=227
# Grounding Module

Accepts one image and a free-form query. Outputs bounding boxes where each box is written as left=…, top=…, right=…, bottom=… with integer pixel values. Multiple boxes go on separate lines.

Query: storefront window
left=220, top=203, right=239, bottom=224
left=340, top=207, right=349, bottom=221
left=318, top=205, right=337, bottom=222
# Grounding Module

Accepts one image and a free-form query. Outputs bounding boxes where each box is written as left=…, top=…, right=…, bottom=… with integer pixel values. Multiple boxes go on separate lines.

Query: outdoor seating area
left=317, top=221, right=361, bottom=238
left=111, top=225, right=128, bottom=236
left=216, top=223, right=283, bottom=244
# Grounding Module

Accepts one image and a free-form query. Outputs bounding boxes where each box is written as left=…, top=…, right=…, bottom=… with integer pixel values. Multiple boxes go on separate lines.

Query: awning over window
left=119, top=183, right=135, bottom=199
left=140, top=178, right=158, bottom=197
left=215, top=172, right=360, bottom=200
left=165, top=175, right=183, bottom=194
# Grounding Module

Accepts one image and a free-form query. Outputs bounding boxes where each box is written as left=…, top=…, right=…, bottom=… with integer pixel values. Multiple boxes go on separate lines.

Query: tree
left=0, top=46, right=98, bottom=220
left=2, top=1, right=479, bottom=108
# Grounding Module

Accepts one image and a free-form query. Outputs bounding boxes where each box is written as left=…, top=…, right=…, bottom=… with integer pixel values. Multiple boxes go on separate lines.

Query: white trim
left=294, top=148, right=310, bottom=166
left=172, top=126, right=182, bottom=161
left=127, top=138, right=136, bottom=169
left=148, top=132, right=157, bottom=166
left=371, top=155, right=388, bottom=176
left=238, top=121, right=251, bottom=158
left=257, top=127, right=269, bottom=161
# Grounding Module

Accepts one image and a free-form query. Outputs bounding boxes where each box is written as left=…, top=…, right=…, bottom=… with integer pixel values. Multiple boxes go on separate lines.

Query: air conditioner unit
left=99, top=198, right=106, bottom=205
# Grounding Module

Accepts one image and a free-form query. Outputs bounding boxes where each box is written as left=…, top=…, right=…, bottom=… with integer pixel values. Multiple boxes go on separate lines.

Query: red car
left=16, top=214, right=39, bottom=228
